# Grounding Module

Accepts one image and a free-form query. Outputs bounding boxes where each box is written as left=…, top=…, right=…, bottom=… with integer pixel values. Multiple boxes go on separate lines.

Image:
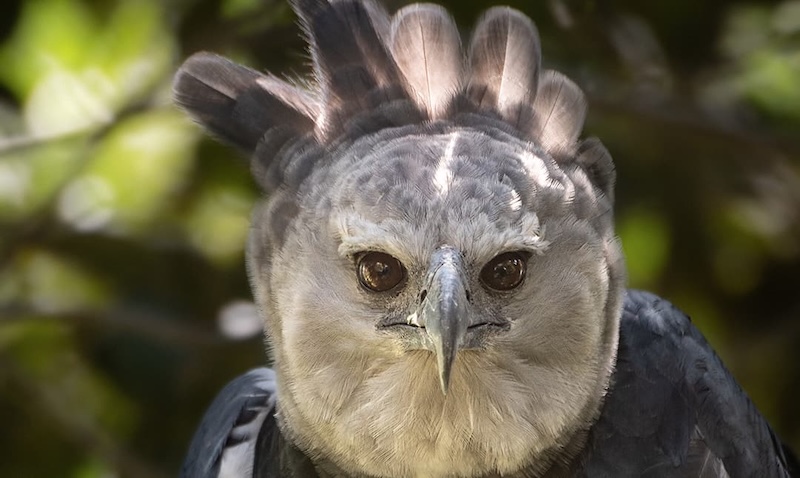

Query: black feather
left=580, top=290, right=795, bottom=478
left=173, top=52, right=315, bottom=152
left=179, top=368, right=277, bottom=478
left=293, top=0, right=407, bottom=137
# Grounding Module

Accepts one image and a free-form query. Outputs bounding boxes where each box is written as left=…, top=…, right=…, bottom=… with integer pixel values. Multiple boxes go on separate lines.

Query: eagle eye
left=357, top=252, right=406, bottom=292
left=480, top=252, right=527, bottom=291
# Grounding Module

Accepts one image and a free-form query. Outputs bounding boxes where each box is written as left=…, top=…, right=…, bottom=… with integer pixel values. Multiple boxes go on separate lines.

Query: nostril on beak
left=465, top=289, right=472, bottom=303
left=419, top=290, right=427, bottom=304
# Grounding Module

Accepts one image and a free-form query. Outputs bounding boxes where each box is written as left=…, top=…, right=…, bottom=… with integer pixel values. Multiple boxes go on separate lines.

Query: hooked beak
left=418, top=246, right=469, bottom=394
left=378, top=246, right=509, bottom=394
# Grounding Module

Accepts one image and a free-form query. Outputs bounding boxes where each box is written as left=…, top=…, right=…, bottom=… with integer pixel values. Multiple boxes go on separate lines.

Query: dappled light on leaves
left=0, top=248, right=111, bottom=315
left=56, top=111, right=199, bottom=235
left=0, top=0, right=797, bottom=475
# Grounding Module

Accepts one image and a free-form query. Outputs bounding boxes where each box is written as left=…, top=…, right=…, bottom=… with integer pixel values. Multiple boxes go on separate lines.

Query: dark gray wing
left=180, top=368, right=277, bottom=478
left=580, top=290, right=796, bottom=478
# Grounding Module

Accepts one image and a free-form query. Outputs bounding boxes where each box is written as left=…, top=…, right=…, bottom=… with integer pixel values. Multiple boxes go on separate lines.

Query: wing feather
left=179, top=368, right=277, bottom=478
left=581, top=291, right=795, bottom=477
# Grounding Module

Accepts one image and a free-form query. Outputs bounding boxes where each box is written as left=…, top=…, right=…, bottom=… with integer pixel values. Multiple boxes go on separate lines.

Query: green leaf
left=57, top=110, right=199, bottom=233
left=0, top=136, right=91, bottom=221
left=0, top=0, right=176, bottom=137
left=0, top=0, right=99, bottom=99
left=183, top=156, right=258, bottom=265
left=0, top=248, right=111, bottom=314
left=742, top=50, right=800, bottom=121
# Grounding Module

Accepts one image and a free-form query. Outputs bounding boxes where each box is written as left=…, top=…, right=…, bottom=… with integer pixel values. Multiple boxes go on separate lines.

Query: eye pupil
left=357, top=252, right=406, bottom=292
left=480, top=252, right=527, bottom=291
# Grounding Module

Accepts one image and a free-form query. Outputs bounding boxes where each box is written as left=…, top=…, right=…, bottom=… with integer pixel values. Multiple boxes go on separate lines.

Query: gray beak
left=418, top=246, right=469, bottom=394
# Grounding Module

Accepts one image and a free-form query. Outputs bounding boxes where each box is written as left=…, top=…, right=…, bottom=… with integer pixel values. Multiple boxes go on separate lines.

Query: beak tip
left=438, top=370, right=450, bottom=395
left=421, top=246, right=468, bottom=398
left=436, top=352, right=455, bottom=395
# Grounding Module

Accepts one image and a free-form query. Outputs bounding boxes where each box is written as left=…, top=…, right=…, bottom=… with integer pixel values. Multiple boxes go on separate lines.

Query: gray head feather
left=174, top=1, right=625, bottom=476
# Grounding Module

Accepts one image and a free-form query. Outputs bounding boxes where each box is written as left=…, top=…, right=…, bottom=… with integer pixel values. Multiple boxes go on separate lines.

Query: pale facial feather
left=254, top=130, right=621, bottom=477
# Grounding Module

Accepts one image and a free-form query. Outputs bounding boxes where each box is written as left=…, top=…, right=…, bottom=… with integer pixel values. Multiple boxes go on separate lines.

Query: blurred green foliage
left=0, top=0, right=798, bottom=476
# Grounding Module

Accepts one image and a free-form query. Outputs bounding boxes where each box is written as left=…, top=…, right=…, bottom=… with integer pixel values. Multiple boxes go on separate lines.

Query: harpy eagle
left=173, top=1, right=799, bottom=476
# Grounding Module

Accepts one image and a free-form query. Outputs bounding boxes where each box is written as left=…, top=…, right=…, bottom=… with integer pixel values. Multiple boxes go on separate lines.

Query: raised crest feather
left=531, top=70, right=588, bottom=158
left=390, top=4, right=463, bottom=119
left=174, top=1, right=601, bottom=190
left=293, top=0, right=404, bottom=138
left=173, top=52, right=316, bottom=152
left=576, top=137, right=615, bottom=201
left=466, top=7, right=541, bottom=130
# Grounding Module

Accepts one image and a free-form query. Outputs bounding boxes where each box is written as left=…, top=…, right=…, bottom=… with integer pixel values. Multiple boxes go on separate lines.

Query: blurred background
left=0, top=0, right=798, bottom=476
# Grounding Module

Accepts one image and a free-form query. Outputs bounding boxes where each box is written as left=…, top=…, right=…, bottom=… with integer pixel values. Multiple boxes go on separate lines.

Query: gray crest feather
left=174, top=1, right=607, bottom=195
left=173, top=52, right=316, bottom=152
left=530, top=69, right=588, bottom=158
left=389, top=4, right=463, bottom=119
left=576, top=137, right=615, bottom=202
left=293, top=0, right=406, bottom=138
left=466, top=7, right=541, bottom=130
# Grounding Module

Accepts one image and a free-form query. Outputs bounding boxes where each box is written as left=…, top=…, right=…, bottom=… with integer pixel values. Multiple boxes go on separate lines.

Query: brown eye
left=357, top=252, right=406, bottom=292
left=480, top=252, right=527, bottom=291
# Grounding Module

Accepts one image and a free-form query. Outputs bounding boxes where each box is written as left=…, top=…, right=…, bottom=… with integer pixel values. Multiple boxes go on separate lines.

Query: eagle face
left=249, top=125, right=623, bottom=477
left=176, top=1, right=626, bottom=476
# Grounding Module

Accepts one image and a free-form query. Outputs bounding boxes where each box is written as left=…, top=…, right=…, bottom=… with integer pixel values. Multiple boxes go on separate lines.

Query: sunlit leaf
left=57, top=110, right=199, bottom=233
left=0, top=0, right=99, bottom=99
left=741, top=50, right=800, bottom=120
left=23, top=66, right=118, bottom=137
left=94, top=0, right=175, bottom=108
left=0, top=0, right=175, bottom=137
left=183, top=167, right=257, bottom=265
left=0, top=248, right=111, bottom=314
